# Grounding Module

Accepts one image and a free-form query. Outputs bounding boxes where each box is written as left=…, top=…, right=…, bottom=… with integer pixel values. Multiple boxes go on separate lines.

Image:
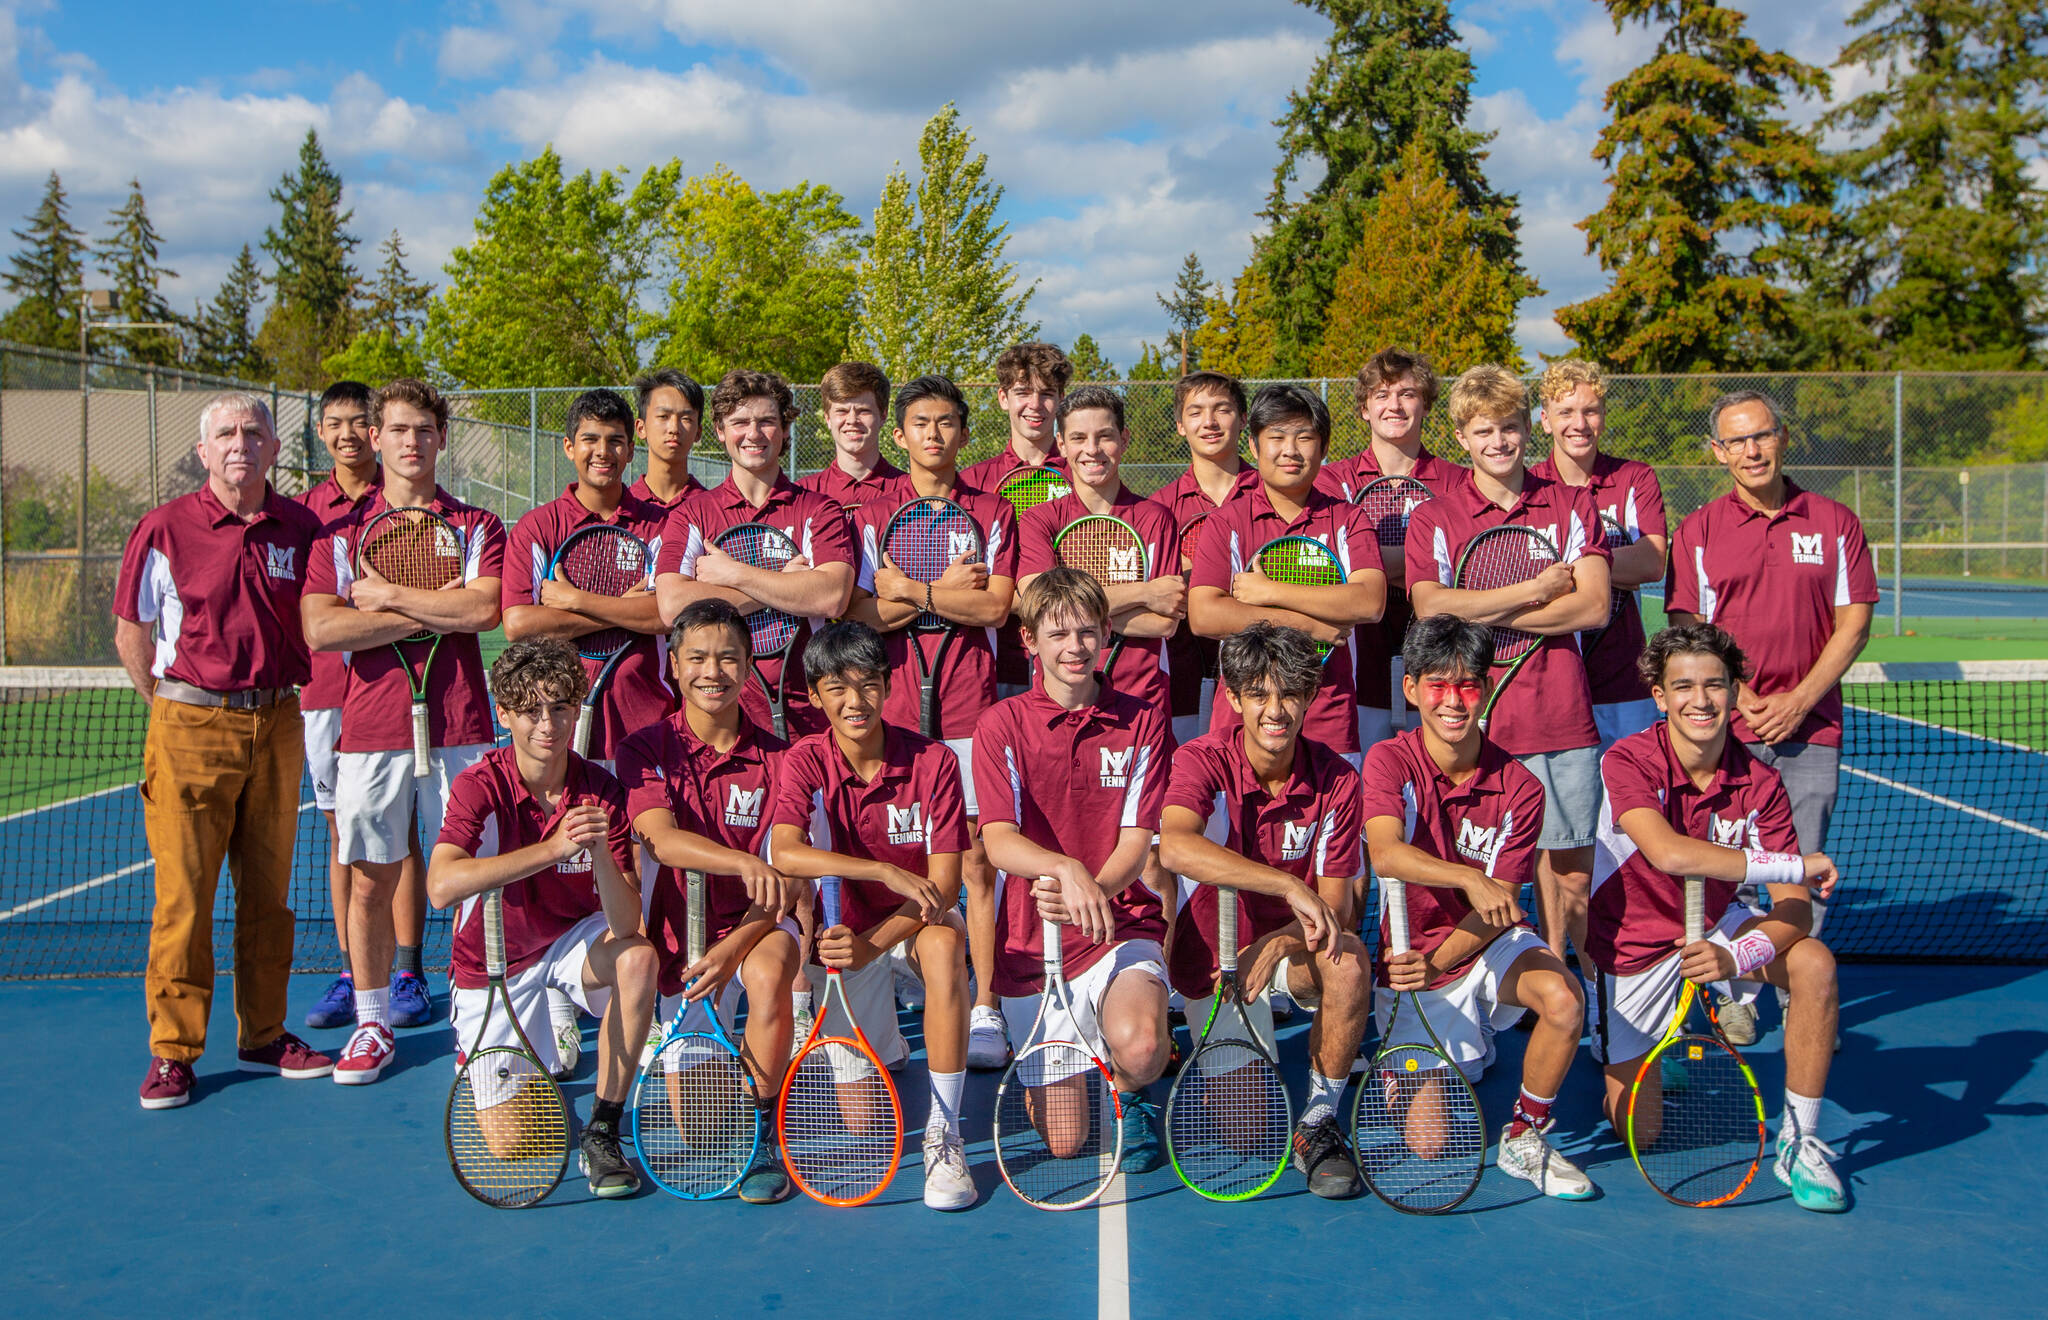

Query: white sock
left=354, top=985, right=389, bottom=1028
left=1300, top=1070, right=1347, bottom=1126
left=1784, top=1090, right=1823, bottom=1142
left=928, top=1069, right=966, bottom=1135
left=792, top=987, right=813, bottom=1013
left=549, top=992, right=579, bottom=1032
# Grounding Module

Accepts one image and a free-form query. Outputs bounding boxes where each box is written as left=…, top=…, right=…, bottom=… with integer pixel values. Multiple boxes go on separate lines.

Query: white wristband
left=1744, top=849, right=1804, bottom=888
left=1731, top=929, right=1778, bottom=977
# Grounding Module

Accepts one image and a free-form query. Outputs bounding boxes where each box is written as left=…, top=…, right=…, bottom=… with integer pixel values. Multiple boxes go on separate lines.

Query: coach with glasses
left=1664, top=390, right=1876, bottom=1045
left=113, top=392, right=335, bottom=1109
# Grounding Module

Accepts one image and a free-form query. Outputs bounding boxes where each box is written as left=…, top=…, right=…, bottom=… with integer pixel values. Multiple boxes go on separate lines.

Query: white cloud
left=438, top=25, right=522, bottom=81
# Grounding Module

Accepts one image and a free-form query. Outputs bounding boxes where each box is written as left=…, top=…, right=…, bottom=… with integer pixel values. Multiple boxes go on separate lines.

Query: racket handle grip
left=411, top=701, right=431, bottom=779
left=1684, top=875, right=1705, bottom=945
left=482, top=887, right=507, bottom=976
left=1386, top=879, right=1410, bottom=956
left=1041, top=904, right=1062, bottom=977
left=572, top=704, right=594, bottom=757
left=1216, top=886, right=1238, bottom=974
left=686, top=869, right=708, bottom=965
left=819, top=875, right=842, bottom=930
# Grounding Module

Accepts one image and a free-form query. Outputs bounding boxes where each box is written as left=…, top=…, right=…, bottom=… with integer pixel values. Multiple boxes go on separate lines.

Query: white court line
left=0, top=782, right=132, bottom=825
left=1099, top=1169, right=1131, bottom=1320
left=1845, top=766, right=2048, bottom=843
left=1849, top=702, right=2048, bottom=759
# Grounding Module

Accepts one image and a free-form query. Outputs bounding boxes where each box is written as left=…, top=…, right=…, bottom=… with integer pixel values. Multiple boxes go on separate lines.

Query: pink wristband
left=1731, top=929, right=1777, bottom=978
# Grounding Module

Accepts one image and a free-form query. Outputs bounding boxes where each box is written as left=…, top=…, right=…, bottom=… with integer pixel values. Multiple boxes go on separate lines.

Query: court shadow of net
left=1823, top=1027, right=2048, bottom=1179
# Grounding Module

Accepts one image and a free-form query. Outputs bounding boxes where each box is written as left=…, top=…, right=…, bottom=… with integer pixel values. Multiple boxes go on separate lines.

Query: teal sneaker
left=1659, top=1053, right=1690, bottom=1093
left=1117, top=1091, right=1163, bottom=1174
left=1775, top=1131, right=1847, bottom=1212
left=739, top=1127, right=793, bottom=1204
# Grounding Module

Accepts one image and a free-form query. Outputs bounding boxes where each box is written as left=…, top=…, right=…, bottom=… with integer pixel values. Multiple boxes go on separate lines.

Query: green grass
left=0, top=686, right=146, bottom=816
left=1639, top=597, right=2048, bottom=663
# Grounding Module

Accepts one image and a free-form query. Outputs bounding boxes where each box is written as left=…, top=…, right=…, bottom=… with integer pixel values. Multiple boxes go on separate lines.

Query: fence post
left=1891, top=372, right=1903, bottom=637
left=528, top=387, right=539, bottom=509
left=0, top=348, right=9, bottom=664
left=146, top=369, right=159, bottom=505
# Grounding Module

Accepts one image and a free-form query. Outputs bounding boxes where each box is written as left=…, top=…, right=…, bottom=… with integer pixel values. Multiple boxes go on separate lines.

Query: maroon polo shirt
left=800, top=456, right=905, bottom=527
left=438, top=747, right=631, bottom=988
left=627, top=472, right=704, bottom=513
left=1359, top=728, right=1544, bottom=989
left=114, top=483, right=323, bottom=692
left=503, top=485, right=674, bottom=759
left=1017, top=488, right=1181, bottom=717
left=654, top=474, right=857, bottom=739
left=1187, top=482, right=1383, bottom=755
left=1665, top=481, right=1878, bottom=748
left=616, top=711, right=789, bottom=994
left=972, top=684, right=1172, bottom=993
left=961, top=447, right=1066, bottom=687
left=766, top=725, right=972, bottom=936
left=1161, top=731, right=1364, bottom=998
left=1588, top=722, right=1799, bottom=975
left=296, top=471, right=382, bottom=710
left=849, top=476, right=1020, bottom=740
left=1405, top=470, right=1607, bottom=757
left=1530, top=453, right=1665, bottom=706
left=1148, top=466, right=1260, bottom=719
left=306, top=487, right=506, bottom=754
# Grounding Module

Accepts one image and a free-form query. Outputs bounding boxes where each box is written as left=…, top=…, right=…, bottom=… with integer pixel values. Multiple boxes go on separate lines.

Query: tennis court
left=3, top=663, right=2046, bottom=1316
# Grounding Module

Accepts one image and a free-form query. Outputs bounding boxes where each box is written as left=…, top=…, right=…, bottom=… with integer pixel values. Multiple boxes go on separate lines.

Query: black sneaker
left=578, top=1121, right=640, bottom=1199
left=1291, top=1114, right=1362, bottom=1199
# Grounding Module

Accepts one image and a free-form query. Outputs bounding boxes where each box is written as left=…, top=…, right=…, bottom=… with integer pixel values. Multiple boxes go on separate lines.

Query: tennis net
left=1, top=661, right=2044, bottom=978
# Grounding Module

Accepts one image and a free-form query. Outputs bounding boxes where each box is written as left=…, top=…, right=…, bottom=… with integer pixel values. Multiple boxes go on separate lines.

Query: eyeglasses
left=1420, top=678, right=1485, bottom=703
left=1713, top=427, right=1781, bottom=453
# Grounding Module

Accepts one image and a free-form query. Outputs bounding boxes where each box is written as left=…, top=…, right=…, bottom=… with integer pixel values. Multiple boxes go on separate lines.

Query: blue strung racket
left=882, top=497, right=985, bottom=736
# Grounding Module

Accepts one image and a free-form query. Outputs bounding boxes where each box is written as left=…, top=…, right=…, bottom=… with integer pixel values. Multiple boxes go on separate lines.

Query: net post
left=1891, top=372, right=1903, bottom=637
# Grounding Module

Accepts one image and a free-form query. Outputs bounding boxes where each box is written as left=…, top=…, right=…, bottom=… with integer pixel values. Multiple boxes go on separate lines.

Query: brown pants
left=140, top=694, right=304, bottom=1061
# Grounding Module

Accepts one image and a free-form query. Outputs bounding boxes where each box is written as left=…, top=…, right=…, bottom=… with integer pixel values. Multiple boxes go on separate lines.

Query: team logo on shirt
left=886, top=803, right=925, bottom=846
left=434, top=525, right=462, bottom=558
left=557, top=851, right=593, bottom=875
left=264, top=544, right=297, bottom=581
left=1526, top=525, right=1559, bottom=559
left=1710, top=813, right=1756, bottom=848
left=1789, top=532, right=1824, bottom=565
left=949, top=530, right=978, bottom=559
left=724, top=784, right=764, bottom=829
left=1455, top=818, right=1499, bottom=862
left=1108, top=545, right=1143, bottom=582
left=1280, top=820, right=1313, bottom=862
left=1099, top=746, right=1134, bottom=788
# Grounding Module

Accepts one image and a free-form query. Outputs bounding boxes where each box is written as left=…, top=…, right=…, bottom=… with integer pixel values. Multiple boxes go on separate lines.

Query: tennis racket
left=1452, top=524, right=1560, bottom=733
left=779, top=875, right=904, bottom=1206
left=548, top=522, right=653, bottom=756
left=631, top=869, right=759, bottom=1199
left=356, top=505, right=466, bottom=777
left=1581, top=513, right=1632, bottom=651
left=993, top=905, right=1126, bottom=1209
left=1350, top=878, right=1485, bottom=1213
left=882, top=496, right=985, bottom=737
left=996, top=465, right=1071, bottom=517
left=445, top=888, right=571, bottom=1208
left=1356, top=476, right=1432, bottom=727
left=1252, top=534, right=1347, bottom=661
left=1625, top=876, right=1767, bottom=1207
left=712, top=522, right=801, bottom=739
left=1165, top=886, right=1292, bottom=1201
left=1053, top=514, right=1147, bottom=687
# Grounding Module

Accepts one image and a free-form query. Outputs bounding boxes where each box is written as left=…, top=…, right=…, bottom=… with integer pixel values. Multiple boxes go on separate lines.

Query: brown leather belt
left=155, top=680, right=295, bottom=710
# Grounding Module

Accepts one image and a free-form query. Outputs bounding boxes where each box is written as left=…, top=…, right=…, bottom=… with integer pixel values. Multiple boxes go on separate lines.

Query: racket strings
left=1633, top=1035, right=1764, bottom=1206
left=1057, top=521, right=1145, bottom=584
left=446, top=1049, right=570, bottom=1208
left=885, top=502, right=980, bottom=630
left=1166, top=1037, right=1291, bottom=1198
left=1256, top=540, right=1344, bottom=587
left=1456, top=530, right=1552, bottom=664
left=1356, top=478, right=1431, bottom=547
left=633, top=1035, right=756, bottom=1197
left=363, top=514, right=463, bottom=591
left=559, top=531, right=650, bottom=657
left=1352, top=1043, right=1484, bottom=1212
left=782, top=1039, right=900, bottom=1204
left=995, top=1041, right=1120, bottom=1208
left=713, top=526, right=800, bottom=655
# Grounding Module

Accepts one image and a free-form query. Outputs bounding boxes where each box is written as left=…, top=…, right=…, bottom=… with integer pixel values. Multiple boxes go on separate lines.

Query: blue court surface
left=7, top=963, right=2046, bottom=1318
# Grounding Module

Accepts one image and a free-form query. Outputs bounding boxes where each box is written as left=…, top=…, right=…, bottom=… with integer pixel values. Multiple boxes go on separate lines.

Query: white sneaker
left=1496, top=1123, right=1596, bottom=1200
left=1717, top=995, right=1759, bottom=1046
left=1270, top=990, right=1298, bottom=1022
left=892, top=949, right=926, bottom=1011
left=922, top=1126, right=976, bottom=1210
left=551, top=1015, right=581, bottom=1081
left=791, top=995, right=815, bottom=1061
left=967, top=1005, right=1011, bottom=1070
left=1775, top=1130, right=1848, bottom=1212
left=1349, top=1039, right=1373, bottom=1075
left=639, top=1021, right=664, bottom=1070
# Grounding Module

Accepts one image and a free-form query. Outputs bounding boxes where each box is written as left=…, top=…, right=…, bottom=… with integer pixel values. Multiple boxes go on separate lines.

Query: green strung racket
left=996, top=465, right=1071, bottom=517
left=1253, top=534, right=1347, bottom=661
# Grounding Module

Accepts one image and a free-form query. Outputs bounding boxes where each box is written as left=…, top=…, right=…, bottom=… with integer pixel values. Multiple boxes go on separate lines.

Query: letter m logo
left=726, top=785, right=763, bottom=818
left=1100, top=746, right=1133, bottom=778
left=1456, top=818, right=1498, bottom=857
left=1109, top=545, right=1142, bottom=582
left=1710, top=815, right=1749, bottom=847
left=1791, top=532, right=1823, bottom=559
left=887, top=804, right=921, bottom=835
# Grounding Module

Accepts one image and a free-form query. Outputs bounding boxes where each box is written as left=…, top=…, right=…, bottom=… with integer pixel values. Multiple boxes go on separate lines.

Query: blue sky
left=0, top=0, right=1871, bottom=369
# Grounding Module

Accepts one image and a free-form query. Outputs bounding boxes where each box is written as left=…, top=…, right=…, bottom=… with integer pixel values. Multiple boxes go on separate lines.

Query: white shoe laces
left=342, top=1025, right=389, bottom=1059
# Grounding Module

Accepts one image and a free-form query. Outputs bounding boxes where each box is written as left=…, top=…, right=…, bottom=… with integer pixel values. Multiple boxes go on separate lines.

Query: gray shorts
left=1516, top=745, right=1601, bottom=850
left=1740, top=740, right=1840, bottom=938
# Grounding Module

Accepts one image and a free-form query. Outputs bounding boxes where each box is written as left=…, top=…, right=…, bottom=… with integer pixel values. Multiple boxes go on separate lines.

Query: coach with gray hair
left=1663, top=390, right=1876, bottom=1045
left=112, top=391, right=335, bottom=1109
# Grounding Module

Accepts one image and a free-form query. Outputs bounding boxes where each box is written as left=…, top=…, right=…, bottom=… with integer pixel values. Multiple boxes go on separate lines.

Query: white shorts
left=302, top=706, right=343, bottom=813
left=449, top=910, right=611, bottom=1105
left=1372, top=926, right=1549, bottom=1080
left=943, top=737, right=978, bottom=818
left=1001, top=938, right=1166, bottom=1085
left=653, top=913, right=804, bottom=1025
left=1594, top=698, right=1660, bottom=753
left=802, top=954, right=910, bottom=1078
left=1589, top=903, right=1767, bottom=1065
left=1181, top=955, right=1319, bottom=1058
left=335, top=743, right=492, bottom=865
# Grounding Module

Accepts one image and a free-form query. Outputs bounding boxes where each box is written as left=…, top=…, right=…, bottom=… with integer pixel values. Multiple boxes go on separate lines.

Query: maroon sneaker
left=239, top=1031, right=335, bottom=1080
left=140, top=1057, right=195, bottom=1110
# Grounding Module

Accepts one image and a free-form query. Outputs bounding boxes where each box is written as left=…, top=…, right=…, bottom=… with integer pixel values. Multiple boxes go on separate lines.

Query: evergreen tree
left=93, top=179, right=182, bottom=366
left=0, top=172, right=88, bottom=350
left=1811, top=0, right=2048, bottom=369
left=1128, top=341, right=1174, bottom=381
left=258, top=129, right=361, bottom=385
left=1555, top=1, right=1833, bottom=372
left=324, top=230, right=433, bottom=383
left=1156, top=252, right=1210, bottom=374
left=849, top=104, right=1037, bottom=380
left=1258, top=0, right=1532, bottom=372
left=361, top=231, right=432, bottom=335
left=193, top=245, right=268, bottom=379
left=1066, top=333, right=1116, bottom=381
left=1192, top=263, right=1283, bottom=379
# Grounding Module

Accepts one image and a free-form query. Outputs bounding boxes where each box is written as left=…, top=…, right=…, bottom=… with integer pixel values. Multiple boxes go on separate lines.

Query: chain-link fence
left=5, top=339, right=2046, bottom=663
